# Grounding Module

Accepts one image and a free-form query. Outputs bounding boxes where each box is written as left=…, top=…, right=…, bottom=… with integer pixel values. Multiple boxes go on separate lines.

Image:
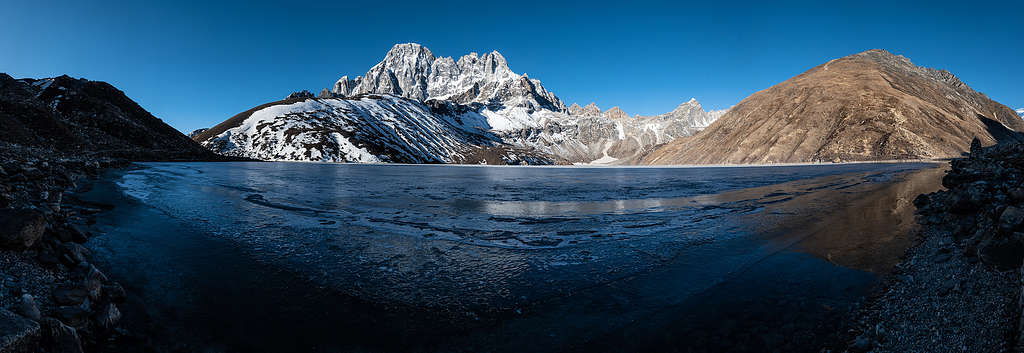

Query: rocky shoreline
left=6, top=137, right=1024, bottom=352
left=0, top=142, right=245, bottom=353
left=0, top=145, right=132, bottom=352
left=844, top=139, right=1024, bottom=352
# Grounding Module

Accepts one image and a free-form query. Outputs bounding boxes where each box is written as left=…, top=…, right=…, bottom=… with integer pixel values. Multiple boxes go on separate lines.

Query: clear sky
left=2, top=0, right=1021, bottom=133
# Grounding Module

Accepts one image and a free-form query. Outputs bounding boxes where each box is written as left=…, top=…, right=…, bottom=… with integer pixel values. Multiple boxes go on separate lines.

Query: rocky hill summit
left=642, top=49, right=1024, bottom=164
left=0, top=73, right=216, bottom=160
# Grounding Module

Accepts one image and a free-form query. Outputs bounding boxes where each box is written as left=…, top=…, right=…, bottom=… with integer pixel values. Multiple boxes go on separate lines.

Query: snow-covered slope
left=199, top=94, right=555, bottom=164
left=499, top=99, right=726, bottom=163
left=198, top=43, right=726, bottom=165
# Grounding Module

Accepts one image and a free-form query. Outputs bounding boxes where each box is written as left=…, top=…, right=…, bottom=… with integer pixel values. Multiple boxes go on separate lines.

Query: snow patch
left=332, top=133, right=380, bottom=163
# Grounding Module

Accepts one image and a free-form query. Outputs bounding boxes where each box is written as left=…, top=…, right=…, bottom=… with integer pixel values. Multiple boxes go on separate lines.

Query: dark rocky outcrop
left=0, top=73, right=240, bottom=352
left=847, top=141, right=1024, bottom=351
left=917, top=142, right=1024, bottom=269
left=186, top=128, right=209, bottom=139
left=0, top=209, right=45, bottom=249
left=39, top=318, right=83, bottom=353
left=285, top=90, right=314, bottom=100
left=0, top=74, right=219, bottom=161
left=14, top=295, right=40, bottom=322
left=317, top=88, right=335, bottom=99
left=0, top=309, right=40, bottom=353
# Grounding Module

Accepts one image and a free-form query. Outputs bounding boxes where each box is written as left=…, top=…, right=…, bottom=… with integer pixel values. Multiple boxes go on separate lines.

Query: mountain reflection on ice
left=85, top=162, right=943, bottom=352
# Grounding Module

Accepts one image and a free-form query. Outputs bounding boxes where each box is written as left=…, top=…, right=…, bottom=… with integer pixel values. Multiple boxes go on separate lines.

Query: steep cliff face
left=332, top=43, right=564, bottom=113
left=642, top=50, right=1024, bottom=165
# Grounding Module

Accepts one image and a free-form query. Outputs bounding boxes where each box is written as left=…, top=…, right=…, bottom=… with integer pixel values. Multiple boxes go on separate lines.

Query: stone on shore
left=39, top=318, right=83, bottom=353
left=999, top=207, right=1024, bottom=234
left=92, top=303, right=121, bottom=332
left=0, top=209, right=45, bottom=250
left=53, top=287, right=89, bottom=306
left=0, top=309, right=40, bottom=353
left=53, top=305, right=89, bottom=329
left=102, top=283, right=126, bottom=303
left=59, top=243, right=88, bottom=266
left=14, top=295, right=40, bottom=322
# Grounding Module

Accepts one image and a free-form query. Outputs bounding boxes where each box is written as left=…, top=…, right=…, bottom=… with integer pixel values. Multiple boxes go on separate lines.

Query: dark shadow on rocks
left=978, top=114, right=1024, bottom=145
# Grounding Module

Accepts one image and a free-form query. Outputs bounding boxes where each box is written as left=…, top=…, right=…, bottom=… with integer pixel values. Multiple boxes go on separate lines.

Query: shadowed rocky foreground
left=845, top=139, right=1024, bottom=352
left=55, top=161, right=942, bottom=352
left=0, top=73, right=237, bottom=353
left=3, top=141, right=1024, bottom=352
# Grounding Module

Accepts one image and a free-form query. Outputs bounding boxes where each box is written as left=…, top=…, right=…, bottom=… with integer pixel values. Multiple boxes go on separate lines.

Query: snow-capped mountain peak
left=334, top=43, right=564, bottom=113
left=1017, top=107, right=1023, bottom=119
left=197, top=43, right=730, bottom=165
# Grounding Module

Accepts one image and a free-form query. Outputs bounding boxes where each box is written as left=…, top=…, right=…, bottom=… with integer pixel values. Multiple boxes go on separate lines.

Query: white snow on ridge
left=333, top=43, right=565, bottom=113
left=201, top=43, right=731, bottom=165
left=203, top=95, right=497, bottom=163
left=481, top=107, right=539, bottom=131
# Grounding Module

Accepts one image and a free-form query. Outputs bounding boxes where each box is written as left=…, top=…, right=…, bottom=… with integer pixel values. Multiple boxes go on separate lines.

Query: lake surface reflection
left=81, top=162, right=944, bottom=352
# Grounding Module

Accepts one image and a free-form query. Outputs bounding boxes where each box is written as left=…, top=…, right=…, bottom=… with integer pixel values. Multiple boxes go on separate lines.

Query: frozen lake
left=79, top=162, right=944, bottom=352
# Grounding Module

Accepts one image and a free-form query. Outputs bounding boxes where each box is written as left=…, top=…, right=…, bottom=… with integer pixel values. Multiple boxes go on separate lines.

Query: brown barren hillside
left=642, top=50, right=1024, bottom=165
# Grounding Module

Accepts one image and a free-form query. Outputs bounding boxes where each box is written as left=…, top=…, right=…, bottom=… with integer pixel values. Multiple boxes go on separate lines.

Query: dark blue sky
left=3, top=0, right=1021, bottom=133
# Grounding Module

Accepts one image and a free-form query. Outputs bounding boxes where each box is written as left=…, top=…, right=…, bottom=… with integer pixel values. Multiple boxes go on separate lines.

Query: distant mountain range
left=9, top=47, right=1015, bottom=167
left=641, top=49, right=1024, bottom=164
left=189, top=45, right=1023, bottom=165
left=1017, top=108, right=1023, bottom=119
left=193, top=43, right=725, bottom=164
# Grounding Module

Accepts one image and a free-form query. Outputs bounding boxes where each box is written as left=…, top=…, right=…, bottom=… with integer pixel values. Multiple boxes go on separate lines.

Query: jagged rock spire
left=330, top=43, right=565, bottom=112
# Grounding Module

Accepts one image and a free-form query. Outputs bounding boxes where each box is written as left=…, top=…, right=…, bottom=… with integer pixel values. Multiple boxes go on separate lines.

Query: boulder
left=0, top=209, right=45, bottom=249
left=913, top=193, right=930, bottom=208
left=14, top=295, right=40, bottom=322
left=59, top=243, right=88, bottom=266
left=92, top=303, right=121, bottom=332
left=969, top=137, right=983, bottom=158
left=36, top=245, right=60, bottom=268
left=67, top=225, right=89, bottom=244
left=82, top=266, right=106, bottom=301
left=1010, top=188, right=1024, bottom=204
left=978, top=232, right=1024, bottom=269
left=47, top=226, right=73, bottom=243
left=39, top=318, right=82, bottom=353
left=999, top=206, right=1024, bottom=234
left=53, top=288, right=89, bottom=306
left=0, top=309, right=40, bottom=353
left=102, top=283, right=126, bottom=303
left=53, top=306, right=89, bottom=329
left=949, top=193, right=975, bottom=214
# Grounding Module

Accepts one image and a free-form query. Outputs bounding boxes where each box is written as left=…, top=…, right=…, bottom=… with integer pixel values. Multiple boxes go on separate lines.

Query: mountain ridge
left=641, top=49, right=1023, bottom=165
left=331, top=43, right=565, bottom=113
left=195, top=43, right=724, bottom=164
left=0, top=73, right=218, bottom=161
